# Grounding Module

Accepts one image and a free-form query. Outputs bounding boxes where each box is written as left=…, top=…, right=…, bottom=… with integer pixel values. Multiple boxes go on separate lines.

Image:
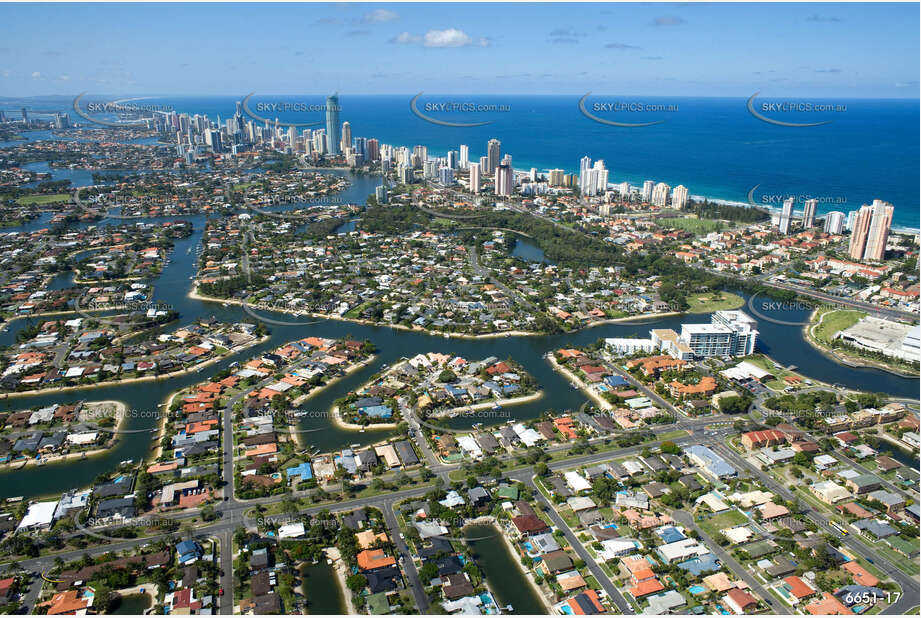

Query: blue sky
left=1, top=2, right=918, bottom=97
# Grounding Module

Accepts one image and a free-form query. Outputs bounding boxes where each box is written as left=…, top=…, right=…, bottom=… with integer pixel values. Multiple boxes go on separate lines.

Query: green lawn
left=699, top=509, right=749, bottom=537
left=812, top=309, right=866, bottom=344
left=686, top=291, right=745, bottom=313
left=659, top=217, right=724, bottom=234
left=14, top=193, right=71, bottom=205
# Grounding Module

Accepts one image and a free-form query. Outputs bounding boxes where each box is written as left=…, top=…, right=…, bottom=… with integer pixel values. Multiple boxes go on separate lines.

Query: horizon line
left=1, top=93, right=920, bottom=101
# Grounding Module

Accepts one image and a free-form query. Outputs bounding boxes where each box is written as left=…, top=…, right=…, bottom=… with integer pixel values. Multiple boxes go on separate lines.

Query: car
left=218, top=588, right=224, bottom=596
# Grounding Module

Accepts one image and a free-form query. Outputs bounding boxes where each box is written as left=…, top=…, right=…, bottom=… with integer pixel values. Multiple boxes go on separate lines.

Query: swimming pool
left=689, top=585, right=706, bottom=595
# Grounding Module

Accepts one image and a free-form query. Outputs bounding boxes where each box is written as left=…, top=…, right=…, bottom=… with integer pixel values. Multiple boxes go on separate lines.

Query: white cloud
left=31, top=71, right=41, bottom=79
left=57, top=74, right=70, bottom=81
left=392, top=28, right=488, bottom=48
left=363, top=9, right=397, bottom=23
left=423, top=28, right=487, bottom=48
left=391, top=31, right=420, bottom=44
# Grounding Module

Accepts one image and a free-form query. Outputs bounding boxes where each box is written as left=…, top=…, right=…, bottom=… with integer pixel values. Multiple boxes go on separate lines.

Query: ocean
left=4, top=94, right=919, bottom=229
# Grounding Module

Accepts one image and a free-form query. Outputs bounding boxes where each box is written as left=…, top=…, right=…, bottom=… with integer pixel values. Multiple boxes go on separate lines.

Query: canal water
left=301, top=560, right=347, bottom=614
left=464, top=523, right=545, bottom=614
left=0, top=168, right=916, bottom=500
left=110, top=592, right=152, bottom=614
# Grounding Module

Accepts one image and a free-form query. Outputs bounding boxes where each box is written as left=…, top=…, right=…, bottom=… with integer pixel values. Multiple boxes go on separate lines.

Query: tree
left=346, top=573, right=367, bottom=593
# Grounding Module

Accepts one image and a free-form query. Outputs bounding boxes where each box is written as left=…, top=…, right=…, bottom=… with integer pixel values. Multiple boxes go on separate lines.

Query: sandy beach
left=429, top=390, right=544, bottom=418
left=330, top=405, right=399, bottom=431
left=325, top=547, right=357, bottom=614
left=547, top=354, right=613, bottom=411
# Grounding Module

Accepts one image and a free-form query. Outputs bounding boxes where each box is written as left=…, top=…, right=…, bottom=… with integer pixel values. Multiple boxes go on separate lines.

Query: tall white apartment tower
left=802, top=198, right=817, bottom=228
left=778, top=197, right=794, bottom=234
left=672, top=185, right=689, bottom=210
left=468, top=162, right=481, bottom=194
left=642, top=180, right=655, bottom=203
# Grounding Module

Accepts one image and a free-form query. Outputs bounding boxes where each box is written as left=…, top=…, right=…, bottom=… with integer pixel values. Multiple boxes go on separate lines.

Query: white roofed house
left=512, top=423, right=542, bottom=447
left=457, top=435, right=483, bottom=460
left=17, top=501, right=59, bottom=532
left=564, top=471, right=592, bottom=493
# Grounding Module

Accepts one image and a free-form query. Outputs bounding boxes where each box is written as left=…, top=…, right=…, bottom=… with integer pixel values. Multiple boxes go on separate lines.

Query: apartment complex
left=609, top=310, right=759, bottom=361
left=848, top=199, right=894, bottom=262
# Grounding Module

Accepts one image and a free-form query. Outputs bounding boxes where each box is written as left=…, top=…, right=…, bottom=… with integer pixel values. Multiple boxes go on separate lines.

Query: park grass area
left=14, top=193, right=71, bottom=205
left=686, top=291, right=745, bottom=313
left=658, top=217, right=724, bottom=234
left=699, top=509, right=749, bottom=537
left=812, top=309, right=866, bottom=344
left=743, top=354, right=806, bottom=391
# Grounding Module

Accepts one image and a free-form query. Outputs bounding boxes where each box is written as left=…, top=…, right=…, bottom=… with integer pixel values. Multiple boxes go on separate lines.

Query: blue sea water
left=4, top=94, right=919, bottom=228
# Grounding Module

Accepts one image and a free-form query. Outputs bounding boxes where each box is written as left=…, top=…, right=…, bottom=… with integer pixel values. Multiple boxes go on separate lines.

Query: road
left=382, top=502, right=429, bottom=612
left=709, top=440, right=920, bottom=614
left=671, top=510, right=777, bottom=610
left=527, top=477, right=634, bottom=614
left=8, top=395, right=917, bottom=615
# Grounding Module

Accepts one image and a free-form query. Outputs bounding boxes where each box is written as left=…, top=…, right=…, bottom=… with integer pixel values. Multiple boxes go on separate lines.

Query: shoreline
left=189, top=287, right=682, bottom=339
left=327, top=359, right=410, bottom=431
left=330, top=406, right=399, bottom=431
left=287, top=354, right=380, bottom=444
left=471, top=518, right=554, bottom=613
left=803, top=309, right=919, bottom=379
left=877, top=432, right=920, bottom=458
left=0, top=334, right=268, bottom=400
left=325, top=547, right=357, bottom=615
left=0, top=400, right=128, bottom=470
left=429, top=390, right=544, bottom=418
left=546, top=354, right=613, bottom=411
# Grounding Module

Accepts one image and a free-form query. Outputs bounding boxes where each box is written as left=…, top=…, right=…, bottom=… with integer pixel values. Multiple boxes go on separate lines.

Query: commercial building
left=686, top=445, right=736, bottom=479
left=468, top=162, right=481, bottom=193
left=836, top=317, right=920, bottom=363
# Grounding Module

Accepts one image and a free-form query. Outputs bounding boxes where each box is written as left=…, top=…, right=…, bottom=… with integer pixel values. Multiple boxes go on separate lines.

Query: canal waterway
left=464, top=523, right=545, bottom=615
left=0, top=169, right=916, bottom=500
left=300, top=560, right=347, bottom=614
